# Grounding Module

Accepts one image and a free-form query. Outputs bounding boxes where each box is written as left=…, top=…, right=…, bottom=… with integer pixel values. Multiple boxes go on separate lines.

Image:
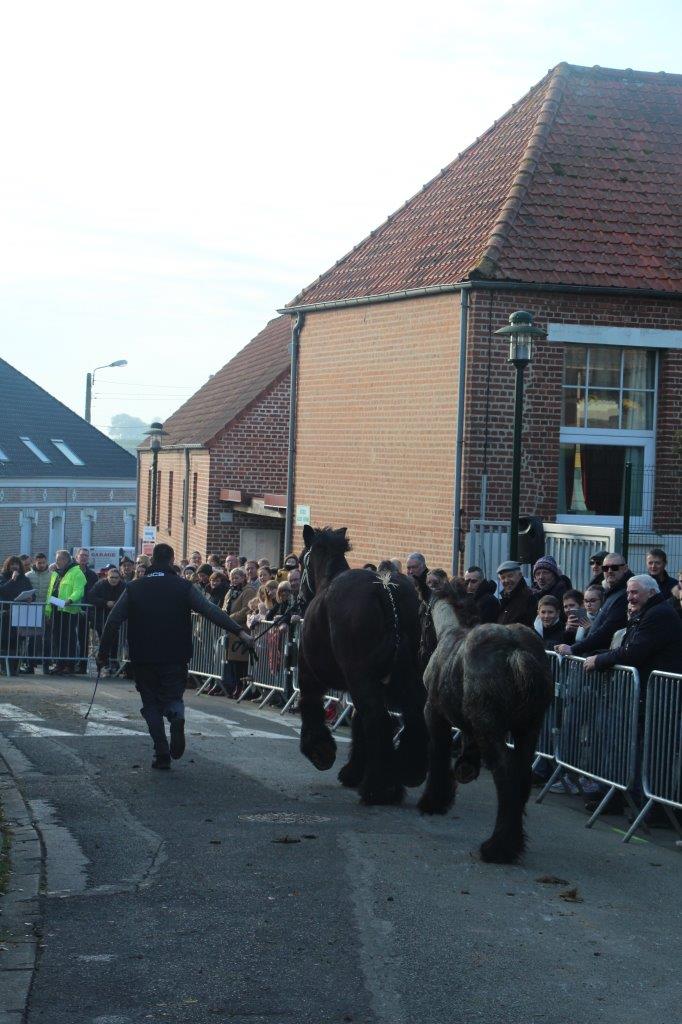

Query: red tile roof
left=156, top=315, right=291, bottom=446
left=289, top=64, right=682, bottom=305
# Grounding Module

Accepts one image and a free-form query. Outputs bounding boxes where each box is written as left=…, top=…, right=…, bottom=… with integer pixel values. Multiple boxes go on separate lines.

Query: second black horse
left=297, top=525, right=428, bottom=804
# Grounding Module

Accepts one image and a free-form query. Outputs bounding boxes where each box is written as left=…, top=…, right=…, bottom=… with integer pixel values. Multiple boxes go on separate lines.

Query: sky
left=1, top=0, right=681, bottom=436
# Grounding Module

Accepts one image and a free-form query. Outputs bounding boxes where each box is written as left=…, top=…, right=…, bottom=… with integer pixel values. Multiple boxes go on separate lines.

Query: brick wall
left=206, top=374, right=289, bottom=556
left=136, top=373, right=290, bottom=562
left=463, top=289, right=682, bottom=545
left=138, top=448, right=211, bottom=559
left=292, top=288, right=682, bottom=574
left=293, top=296, right=461, bottom=569
left=0, top=483, right=136, bottom=558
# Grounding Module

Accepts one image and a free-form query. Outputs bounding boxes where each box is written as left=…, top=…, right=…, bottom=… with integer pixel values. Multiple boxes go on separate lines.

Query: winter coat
left=571, top=572, right=632, bottom=655
left=207, top=582, right=230, bottom=607
left=0, top=571, right=35, bottom=602
left=80, top=566, right=99, bottom=601
left=26, top=567, right=51, bottom=604
left=532, top=573, right=572, bottom=602
left=498, top=578, right=537, bottom=628
left=473, top=579, right=500, bottom=624
left=89, top=579, right=127, bottom=631
left=594, top=592, right=682, bottom=689
left=649, top=570, right=676, bottom=599
left=534, top=616, right=567, bottom=650
left=45, top=563, right=86, bottom=617
left=224, top=583, right=257, bottom=662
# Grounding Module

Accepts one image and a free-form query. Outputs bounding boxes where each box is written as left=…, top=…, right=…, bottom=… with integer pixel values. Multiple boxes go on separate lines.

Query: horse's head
left=300, top=524, right=351, bottom=602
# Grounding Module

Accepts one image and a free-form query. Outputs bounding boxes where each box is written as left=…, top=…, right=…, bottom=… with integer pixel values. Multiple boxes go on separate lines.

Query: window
left=19, top=437, right=51, bottom=463
left=51, top=439, right=84, bottom=465
left=167, top=471, right=174, bottom=532
left=558, top=345, right=657, bottom=527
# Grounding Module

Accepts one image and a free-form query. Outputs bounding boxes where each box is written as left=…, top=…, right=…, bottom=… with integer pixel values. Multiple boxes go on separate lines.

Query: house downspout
left=182, top=446, right=191, bottom=561
left=451, top=288, right=469, bottom=575
left=283, top=311, right=305, bottom=557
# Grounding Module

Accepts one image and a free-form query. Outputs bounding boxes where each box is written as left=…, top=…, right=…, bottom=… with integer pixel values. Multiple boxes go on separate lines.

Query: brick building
left=137, top=316, right=291, bottom=565
left=0, top=358, right=137, bottom=560
left=283, top=63, right=682, bottom=572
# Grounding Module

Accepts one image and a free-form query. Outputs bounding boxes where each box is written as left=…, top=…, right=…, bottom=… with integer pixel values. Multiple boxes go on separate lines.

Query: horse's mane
left=308, top=526, right=352, bottom=556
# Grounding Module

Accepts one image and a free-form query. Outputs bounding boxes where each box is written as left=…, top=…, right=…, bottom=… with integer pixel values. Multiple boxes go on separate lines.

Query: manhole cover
left=238, top=812, right=331, bottom=824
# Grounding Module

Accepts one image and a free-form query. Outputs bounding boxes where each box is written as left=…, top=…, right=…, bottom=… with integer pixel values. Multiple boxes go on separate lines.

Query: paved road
left=0, top=674, right=680, bottom=1024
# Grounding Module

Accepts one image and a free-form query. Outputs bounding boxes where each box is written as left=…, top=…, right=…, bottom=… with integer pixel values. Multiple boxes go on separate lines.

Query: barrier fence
left=3, top=598, right=680, bottom=845
left=0, top=598, right=126, bottom=677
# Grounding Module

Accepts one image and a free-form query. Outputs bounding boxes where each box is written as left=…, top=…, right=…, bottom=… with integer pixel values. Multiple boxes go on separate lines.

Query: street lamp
left=494, top=310, right=546, bottom=561
left=84, top=359, right=128, bottom=423
left=145, top=421, right=167, bottom=529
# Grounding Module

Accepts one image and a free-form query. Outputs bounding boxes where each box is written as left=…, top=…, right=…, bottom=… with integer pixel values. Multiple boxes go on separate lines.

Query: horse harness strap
left=375, top=573, right=402, bottom=667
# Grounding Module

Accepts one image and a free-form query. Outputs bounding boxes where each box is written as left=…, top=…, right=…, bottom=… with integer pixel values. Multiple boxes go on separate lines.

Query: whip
left=84, top=666, right=102, bottom=719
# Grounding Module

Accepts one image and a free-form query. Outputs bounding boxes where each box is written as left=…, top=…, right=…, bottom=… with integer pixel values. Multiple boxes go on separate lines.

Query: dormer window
left=51, top=439, right=84, bottom=466
left=19, top=437, right=51, bottom=463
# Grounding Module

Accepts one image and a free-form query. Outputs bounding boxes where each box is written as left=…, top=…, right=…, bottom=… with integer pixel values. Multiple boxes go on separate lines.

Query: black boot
left=152, top=751, right=171, bottom=770
left=169, top=717, right=185, bottom=760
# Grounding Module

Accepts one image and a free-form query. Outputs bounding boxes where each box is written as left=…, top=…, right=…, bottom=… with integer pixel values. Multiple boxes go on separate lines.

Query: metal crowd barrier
left=0, top=598, right=98, bottom=676
left=188, top=613, right=228, bottom=694
left=537, top=655, right=641, bottom=827
left=623, top=671, right=682, bottom=842
left=277, top=619, right=354, bottom=729
left=239, top=621, right=290, bottom=708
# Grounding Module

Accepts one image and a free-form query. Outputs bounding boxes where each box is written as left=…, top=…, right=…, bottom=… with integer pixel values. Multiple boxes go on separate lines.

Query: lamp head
left=494, top=309, right=546, bottom=366
left=145, top=420, right=167, bottom=453
left=109, top=359, right=128, bottom=368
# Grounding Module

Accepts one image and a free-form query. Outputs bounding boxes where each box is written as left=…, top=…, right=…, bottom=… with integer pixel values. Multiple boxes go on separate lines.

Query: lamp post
left=84, top=359, right=128, bottom=423
left=494, top=310, right=546, bottom=561
left=145, top=421, right=167, bottom=529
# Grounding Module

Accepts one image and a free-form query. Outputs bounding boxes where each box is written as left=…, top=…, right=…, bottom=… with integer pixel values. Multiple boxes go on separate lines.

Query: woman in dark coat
left=89, top=566, right=127, bottom=671
left=0, top=556, right=35, bottom=674
left=206, top=572, right=230, bottom=607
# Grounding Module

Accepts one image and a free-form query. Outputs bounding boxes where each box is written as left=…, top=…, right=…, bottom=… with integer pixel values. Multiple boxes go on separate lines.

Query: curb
left=0, top=753, right=43, bottom=1023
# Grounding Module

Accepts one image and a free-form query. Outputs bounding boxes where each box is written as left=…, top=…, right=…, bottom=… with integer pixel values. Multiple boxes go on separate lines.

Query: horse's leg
left=394, top=674, right=429, bottom=788
left=298, top=652, right=337, bottom=772
left=477, top=735, right=526, bottom=864
left=454, top=732, right=481, bottom=784
left=417, top=702, right=455, bottom=815
left=512, top=728, right=539, bottom=808
left=337, top=709, right=366, bottom=788
left=355, top=689, right=404, bottom=806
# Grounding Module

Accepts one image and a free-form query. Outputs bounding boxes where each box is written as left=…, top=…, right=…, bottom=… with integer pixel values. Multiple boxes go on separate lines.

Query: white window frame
left=51, top=439, right=85, bottom=466
left=20, top=437, right=51, bottom=463
left=557, top=342, right=658, bottom=531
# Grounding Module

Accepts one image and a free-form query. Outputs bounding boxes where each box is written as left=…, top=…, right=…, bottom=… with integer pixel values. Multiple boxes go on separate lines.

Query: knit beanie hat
left=533, top=555, right=560, bottom=577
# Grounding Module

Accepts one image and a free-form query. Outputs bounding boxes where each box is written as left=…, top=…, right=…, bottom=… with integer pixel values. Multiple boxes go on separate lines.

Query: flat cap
left=497, top=560, right=522, bottom=574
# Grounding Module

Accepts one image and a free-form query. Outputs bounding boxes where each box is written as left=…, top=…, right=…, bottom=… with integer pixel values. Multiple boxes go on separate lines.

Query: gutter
left=451, top=288, right=469, bottom=575
left=279, top=278, right=682, bottom=315
left=283, top=312, right=305, bottom=557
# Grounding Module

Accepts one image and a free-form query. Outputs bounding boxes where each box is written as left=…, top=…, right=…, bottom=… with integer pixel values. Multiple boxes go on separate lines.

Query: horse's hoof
left=301, top=732, right=337, bottom=771
left=359, top=780, right=405, bottom=806
left=479, top=833, right=525, bottom=864
left=454, top=757, right=480, bottom=784
left=338, top=762, right=363, bottom=788
left=417, top=791, right=452, bottom=815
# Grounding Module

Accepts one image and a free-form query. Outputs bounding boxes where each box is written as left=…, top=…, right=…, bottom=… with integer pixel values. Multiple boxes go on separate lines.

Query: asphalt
left=0, top=673, right=680, bottom=1024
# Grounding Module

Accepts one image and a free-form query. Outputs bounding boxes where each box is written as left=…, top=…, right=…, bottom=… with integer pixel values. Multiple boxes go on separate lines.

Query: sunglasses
left=603, top=564, right=626, bottom=571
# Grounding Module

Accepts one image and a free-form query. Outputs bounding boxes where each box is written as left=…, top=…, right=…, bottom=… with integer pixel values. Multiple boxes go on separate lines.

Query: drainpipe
left=283, top=312, right=305, bottom=557
left=182, top=446, right=191, bottom=561
left=451, top=288, right=469, bottom=575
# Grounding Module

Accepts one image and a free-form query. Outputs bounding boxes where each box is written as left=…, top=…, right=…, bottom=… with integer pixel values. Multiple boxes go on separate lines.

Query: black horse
left=297, top=525, right=428, bottom=804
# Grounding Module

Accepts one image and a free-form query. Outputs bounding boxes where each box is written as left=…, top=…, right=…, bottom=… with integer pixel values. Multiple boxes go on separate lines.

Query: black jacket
left=473, top=579, right=500, bottom=624
left=537, top=617, right=567, bottom=650
left=650, top=570, right=676, bottom=599
left=80, top=567, right=99, bottom=601
left=594, top=592, right=682, bottom=686
left=498, top=579, right=536, bottom=628
left=90, top=579, right=127, bottom=630
left=99, top=569, right=244, bottom=664
left=0, top=571, right=34, bottom=601
left=571, top=573, right=632, bottom=655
